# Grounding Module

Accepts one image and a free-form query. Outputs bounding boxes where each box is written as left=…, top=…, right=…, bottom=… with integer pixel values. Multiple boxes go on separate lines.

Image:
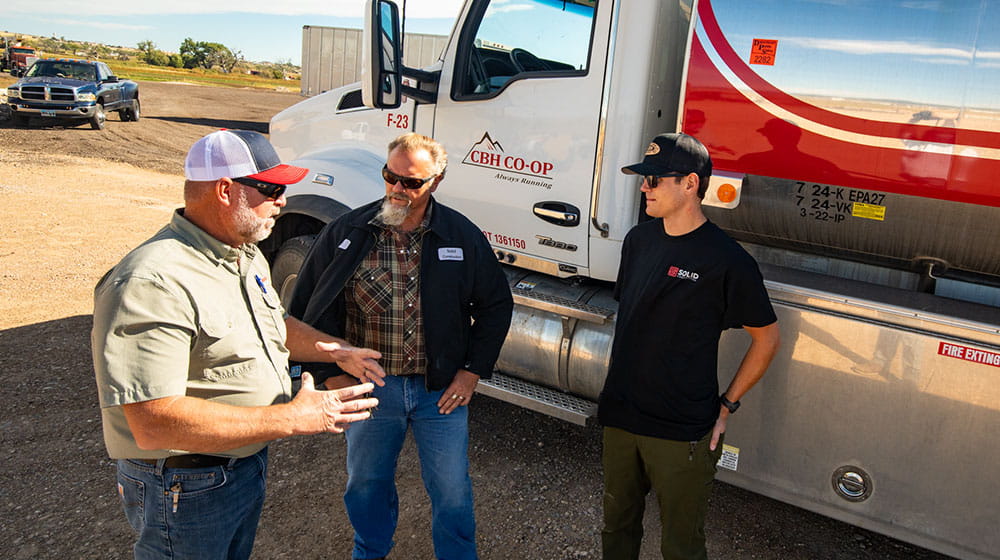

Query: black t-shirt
left=597, top=219, right=776, bottom=441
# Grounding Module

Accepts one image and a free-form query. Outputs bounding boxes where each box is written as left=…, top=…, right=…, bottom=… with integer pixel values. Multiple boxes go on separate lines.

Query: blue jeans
left=344, top=375, right=477, bottom=560
left=116, top=447, right=268, bottom=560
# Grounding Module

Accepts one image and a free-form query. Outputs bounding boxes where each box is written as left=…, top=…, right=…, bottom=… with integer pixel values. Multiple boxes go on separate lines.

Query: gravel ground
left=0, top=75, right=956, bottom=559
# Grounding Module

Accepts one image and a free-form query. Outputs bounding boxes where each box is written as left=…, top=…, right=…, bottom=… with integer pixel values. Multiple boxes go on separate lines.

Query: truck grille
left=20, top=86, right=78, bottom=102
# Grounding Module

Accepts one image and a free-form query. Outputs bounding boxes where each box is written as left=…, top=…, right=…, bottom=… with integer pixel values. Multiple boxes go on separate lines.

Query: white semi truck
left=265, top=1, right=1000, bottom=558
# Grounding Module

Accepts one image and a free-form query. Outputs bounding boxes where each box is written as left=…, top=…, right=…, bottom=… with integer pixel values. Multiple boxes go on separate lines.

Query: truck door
left=97, top=63, right=122, bottom=107
left=430, top=0, right=608, bottom=276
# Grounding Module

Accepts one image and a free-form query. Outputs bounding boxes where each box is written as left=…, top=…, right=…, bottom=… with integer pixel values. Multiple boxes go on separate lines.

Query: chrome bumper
left=8, top=103, right=98, bottom=118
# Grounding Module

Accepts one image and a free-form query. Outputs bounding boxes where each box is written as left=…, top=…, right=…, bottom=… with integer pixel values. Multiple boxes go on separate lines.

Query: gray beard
left=377, top=195, right=411, bottom=227
left=234, top=189, right=273, bottom=243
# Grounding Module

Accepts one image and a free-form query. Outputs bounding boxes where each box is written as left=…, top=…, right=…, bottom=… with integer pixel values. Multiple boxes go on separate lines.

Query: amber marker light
left=717, top=183, right=738, bottom=203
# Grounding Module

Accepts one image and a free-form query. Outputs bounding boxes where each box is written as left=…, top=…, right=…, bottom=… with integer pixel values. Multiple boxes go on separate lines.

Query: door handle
left=533, top=202, right=580, bottom=227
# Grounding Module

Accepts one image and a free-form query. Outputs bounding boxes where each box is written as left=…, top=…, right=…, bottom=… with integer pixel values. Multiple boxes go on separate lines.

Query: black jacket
left=287, top=197, right=513, bottom=390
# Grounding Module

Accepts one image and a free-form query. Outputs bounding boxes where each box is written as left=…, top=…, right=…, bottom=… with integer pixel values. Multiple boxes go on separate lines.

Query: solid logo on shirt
left=667, top=265, right=699, bottom=282
left=438, top=247, right=464, bottom=261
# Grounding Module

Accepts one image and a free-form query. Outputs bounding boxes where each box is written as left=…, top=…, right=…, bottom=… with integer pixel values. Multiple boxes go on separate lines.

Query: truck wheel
left=89, top=103, right=106, bottom=130
left=271, top=234, right=316, bottom=304
left=119, top=99, right=140, bottom=122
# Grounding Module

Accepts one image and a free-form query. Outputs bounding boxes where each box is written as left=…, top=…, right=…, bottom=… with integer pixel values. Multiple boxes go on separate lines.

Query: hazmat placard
left=750, top=39, right=778, bottom=65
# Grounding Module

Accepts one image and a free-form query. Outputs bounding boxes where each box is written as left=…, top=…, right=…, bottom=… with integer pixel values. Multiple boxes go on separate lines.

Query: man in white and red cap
left=92, top=129, right=383, bottom=560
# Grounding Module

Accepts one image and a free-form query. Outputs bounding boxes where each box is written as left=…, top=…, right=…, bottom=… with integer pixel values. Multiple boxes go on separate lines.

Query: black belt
left=134, top=454, right=234, bottom=469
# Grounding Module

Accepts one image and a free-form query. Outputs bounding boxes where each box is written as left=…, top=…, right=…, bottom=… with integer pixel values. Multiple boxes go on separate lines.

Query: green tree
left=207, top=43, right=243, bottom=73
left=179, top=37, right=208, bottom=69
left=137, top=40, right=168, bottom=66
left=137, top=40, right=156, bottom=57
left=178, top=38, right=243, bottom=72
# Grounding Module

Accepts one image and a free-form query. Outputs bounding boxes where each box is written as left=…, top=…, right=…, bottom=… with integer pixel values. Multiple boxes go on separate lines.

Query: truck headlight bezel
left=77, top=92, right=97, bottom=103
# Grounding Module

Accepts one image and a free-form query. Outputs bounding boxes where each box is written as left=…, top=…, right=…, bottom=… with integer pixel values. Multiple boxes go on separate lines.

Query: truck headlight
left=77, top=92, right=97, bottom=102
left=5, top=87, right=17, bottom=100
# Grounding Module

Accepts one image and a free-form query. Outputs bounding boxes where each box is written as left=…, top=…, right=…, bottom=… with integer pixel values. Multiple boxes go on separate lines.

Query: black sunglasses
left=643, top=172, right=690, bottom=187
left=381, top=165, right=438, bottom=190
left=233, top=177, right=287, bottom=200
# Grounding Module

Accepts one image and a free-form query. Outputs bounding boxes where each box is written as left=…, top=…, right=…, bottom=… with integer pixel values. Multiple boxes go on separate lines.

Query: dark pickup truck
left=6, top=58, right=139, bottom=130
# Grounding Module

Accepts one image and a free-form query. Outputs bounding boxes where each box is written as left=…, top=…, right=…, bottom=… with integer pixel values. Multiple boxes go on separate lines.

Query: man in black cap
left=598, top=132, right=780, bottom=560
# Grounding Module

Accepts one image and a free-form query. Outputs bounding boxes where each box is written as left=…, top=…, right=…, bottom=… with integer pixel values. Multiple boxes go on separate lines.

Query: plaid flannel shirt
left=343, top=209, right=431, bottom=376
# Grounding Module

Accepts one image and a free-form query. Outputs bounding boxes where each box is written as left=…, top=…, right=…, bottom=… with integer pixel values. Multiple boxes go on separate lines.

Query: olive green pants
left=601, top=426, right=724, bottom=560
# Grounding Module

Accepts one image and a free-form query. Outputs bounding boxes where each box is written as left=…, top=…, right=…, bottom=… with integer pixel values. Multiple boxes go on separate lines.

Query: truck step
left=511, top=287, right=615, bottom=324
left=476, top=372, right=597, bottom=426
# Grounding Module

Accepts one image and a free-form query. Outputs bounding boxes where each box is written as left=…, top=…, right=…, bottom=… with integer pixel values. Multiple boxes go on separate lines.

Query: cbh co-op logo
left=462, top=132, right=555, bottom=179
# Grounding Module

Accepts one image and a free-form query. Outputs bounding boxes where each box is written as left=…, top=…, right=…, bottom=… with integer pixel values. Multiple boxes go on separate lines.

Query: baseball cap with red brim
left=184, top=129, right=308, bottom=185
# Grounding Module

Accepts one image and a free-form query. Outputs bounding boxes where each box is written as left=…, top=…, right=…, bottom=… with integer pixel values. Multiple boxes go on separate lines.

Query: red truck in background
left=2, top=37, right=38, bottom=77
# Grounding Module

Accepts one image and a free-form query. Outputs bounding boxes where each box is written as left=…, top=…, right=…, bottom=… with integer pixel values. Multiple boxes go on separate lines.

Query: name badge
left=438, top=247, right=464, bottom=261
left=338, top=239, right=351, bottom=250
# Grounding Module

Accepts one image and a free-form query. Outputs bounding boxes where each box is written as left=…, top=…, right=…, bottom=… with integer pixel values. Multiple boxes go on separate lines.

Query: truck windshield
left=458, top=0, right=596, bottom=96
left=26, top=61, right=97, bottom=82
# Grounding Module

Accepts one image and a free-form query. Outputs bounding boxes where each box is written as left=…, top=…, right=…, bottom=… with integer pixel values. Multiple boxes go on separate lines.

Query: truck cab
left=270, top=1, right=694, bottom=283
left=4, top=45, right=37, bottom=77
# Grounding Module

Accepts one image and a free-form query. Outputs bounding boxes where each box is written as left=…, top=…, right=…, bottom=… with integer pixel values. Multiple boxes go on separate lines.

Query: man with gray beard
left=93, top=129, right=382, bottom=560
left=287, top=133, right=513, bottom=560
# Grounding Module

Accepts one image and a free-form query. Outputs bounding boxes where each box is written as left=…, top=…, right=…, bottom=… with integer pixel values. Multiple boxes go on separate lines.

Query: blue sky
left=3, top=1, right=464, bottom=65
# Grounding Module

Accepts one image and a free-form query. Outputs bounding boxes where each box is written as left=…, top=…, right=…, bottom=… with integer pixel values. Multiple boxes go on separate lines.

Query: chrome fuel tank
left=497, top=269, right=616, bottom=401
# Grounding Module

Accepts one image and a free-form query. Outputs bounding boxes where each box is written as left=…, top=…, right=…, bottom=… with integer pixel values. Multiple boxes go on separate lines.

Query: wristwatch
left=720, top=394, right=740, bottom=414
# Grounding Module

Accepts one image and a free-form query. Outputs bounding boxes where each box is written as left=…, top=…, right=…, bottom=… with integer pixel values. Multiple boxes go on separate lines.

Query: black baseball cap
left=621, top=132, right=712, bottom=178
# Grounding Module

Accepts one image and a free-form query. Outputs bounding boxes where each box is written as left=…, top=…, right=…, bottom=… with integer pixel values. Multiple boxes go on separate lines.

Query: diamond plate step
left=476, top=371, right=597, bottom=426
left=511, top=287, right=615, bottom=324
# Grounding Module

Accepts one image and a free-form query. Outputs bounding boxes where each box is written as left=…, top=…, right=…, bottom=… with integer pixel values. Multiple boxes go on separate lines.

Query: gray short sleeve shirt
left=92, top=210, right=291, bottom=459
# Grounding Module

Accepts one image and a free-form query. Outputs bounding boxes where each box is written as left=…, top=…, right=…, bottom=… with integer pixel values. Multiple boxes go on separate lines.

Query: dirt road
left=0, top=79, right=952, bottom=559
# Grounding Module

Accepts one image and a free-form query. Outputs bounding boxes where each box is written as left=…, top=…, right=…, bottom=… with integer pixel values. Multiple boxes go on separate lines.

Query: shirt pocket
left=353, top=266, right=393, bottom=315
left=196, top=308, right=246, bottom=368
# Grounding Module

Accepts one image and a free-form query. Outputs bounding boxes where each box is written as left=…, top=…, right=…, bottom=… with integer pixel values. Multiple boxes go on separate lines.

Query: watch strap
left=720, top=394, right=740, bottom=413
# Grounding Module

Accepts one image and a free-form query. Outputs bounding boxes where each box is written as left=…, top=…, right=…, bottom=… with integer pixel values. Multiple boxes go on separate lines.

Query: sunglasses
left=233, top=177, right=287, bottom=200
left=381, top=165, right=438, bottom=190
left=643, top=172, right=690, bottom=187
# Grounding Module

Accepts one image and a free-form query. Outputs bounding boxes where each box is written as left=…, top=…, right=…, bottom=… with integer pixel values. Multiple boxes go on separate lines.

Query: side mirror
left=362, top=0, right=402, bottom=109
left=106, top=75, right=119, bottom=83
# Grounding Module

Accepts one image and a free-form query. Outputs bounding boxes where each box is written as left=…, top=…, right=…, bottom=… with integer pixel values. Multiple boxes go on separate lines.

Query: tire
left=89, top=103, right=105, bottom=130
left=271, top=234, right=316, bottom=305
left=119, top=99, right=140, bottom=122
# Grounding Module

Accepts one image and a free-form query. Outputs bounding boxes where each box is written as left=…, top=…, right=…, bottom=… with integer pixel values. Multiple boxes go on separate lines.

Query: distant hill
left=0, top=30, right=302, bottom=80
